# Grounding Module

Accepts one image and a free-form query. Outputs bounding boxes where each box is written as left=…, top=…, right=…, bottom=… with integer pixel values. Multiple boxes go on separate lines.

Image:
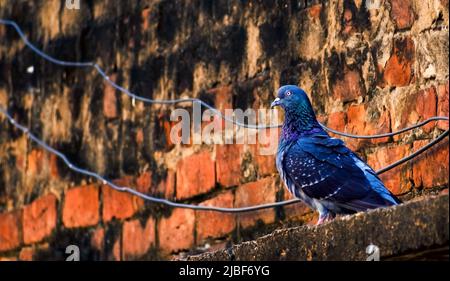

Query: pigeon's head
left=271, top=85, right=322, bottom=134
left=271, top=85, right=314, bottom=113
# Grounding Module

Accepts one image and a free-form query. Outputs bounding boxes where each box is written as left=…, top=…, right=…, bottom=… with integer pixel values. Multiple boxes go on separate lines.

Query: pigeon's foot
left=316, top=212, right=336, bottom=225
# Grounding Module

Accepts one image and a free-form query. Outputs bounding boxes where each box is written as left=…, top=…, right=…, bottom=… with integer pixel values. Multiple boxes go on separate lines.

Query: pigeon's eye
left=286, top=91, right=292, bottom=97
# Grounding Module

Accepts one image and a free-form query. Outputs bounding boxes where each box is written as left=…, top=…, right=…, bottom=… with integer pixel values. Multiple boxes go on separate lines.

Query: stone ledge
left=186, top=194, right=449, bottom=261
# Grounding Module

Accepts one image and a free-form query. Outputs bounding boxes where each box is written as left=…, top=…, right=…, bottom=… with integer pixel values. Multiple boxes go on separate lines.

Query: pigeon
left=271, top=85, right=401, bottom=225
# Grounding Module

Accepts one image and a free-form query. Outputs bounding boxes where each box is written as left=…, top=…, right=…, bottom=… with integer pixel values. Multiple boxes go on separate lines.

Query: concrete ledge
left=187, top=194, right=449, bottom=261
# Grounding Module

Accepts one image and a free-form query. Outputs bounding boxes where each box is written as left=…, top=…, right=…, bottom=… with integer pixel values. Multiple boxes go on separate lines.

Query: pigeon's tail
left=333, top=167, right=402, bottom=213
left=346, top=190, right=400, bottom=212
left=365, top=169, right=402, bottom=205
left=324, top=174, right=402, bottom=213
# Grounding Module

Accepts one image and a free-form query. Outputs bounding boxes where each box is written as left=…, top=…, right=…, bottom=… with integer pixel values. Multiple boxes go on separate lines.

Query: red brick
left=332, top=68, right=365, bottom=102
left=392, top=87, right=438, bottom=138
left=383, top=37, right=414, bottom=87
left=253, top=128, right=280, bottom=176
left=18, top=244, right=48, bottom=261
left=63, top=184, right=99, bottom=228
left=122, top=217, right=155, bottom=260
left=437, top=82, right=449, bottom=130
left=196, top=191, right=235, bottom=242
left=216, top=144, right=243, bottom=187
left=150, top=170, right=176, bottom=200
left=23, top=194, right=58, bottom=244
left=346, top=105, right=366, bottom=150
left=254, top=152, right=277, bottom=176
left=102, top=177, right=143, bottom=222
left=416, top=87, right=438, bottom=133
left=235, top=177, right=277, bottom=229
left=136, top=171, right=152, bottom=194
left=366, top=144, right=412, bottom=195
left=156, top=169, right=176, bottom=199
left=0, top=211, right=22, bottom=252
left=158, top=208, right=195, bottom=254
left=19, top=247, right=34, bottom=261
left=176, top=151, right=215, bottom=200
left=48, top=154, right=59, bottom=179
left=347, top=105, right=366, bottom=134
left=390, top=0, right=415, bottom=30
left=365, top=110, right=391, bottom=144
left=327, top=111, right=348, bottom=144
left=412, top=140, right=449, bottom=189
left=346, top=105, right=391, bottom=150
left=103, top=74, right=118, bottom=119
left=91, top=227, right=104, bottom=252
left=327, top=112, right=346, bottom=133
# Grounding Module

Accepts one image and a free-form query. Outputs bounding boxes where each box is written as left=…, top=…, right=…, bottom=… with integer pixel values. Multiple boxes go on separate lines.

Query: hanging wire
left=0, top=18, right=276, bottom=130
left=0, top=106, right=448, bottom=212
left=0, top=19, right=449, bottom=213
left=1, top=18, right=447, bottom=134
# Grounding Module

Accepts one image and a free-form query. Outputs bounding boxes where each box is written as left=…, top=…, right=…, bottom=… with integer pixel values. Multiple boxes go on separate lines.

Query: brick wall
left=0, top=0, right=448, bottom=260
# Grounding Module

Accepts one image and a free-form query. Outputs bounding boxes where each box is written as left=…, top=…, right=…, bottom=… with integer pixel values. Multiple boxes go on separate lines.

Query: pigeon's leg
left=316, top=208, right=336, bottom=225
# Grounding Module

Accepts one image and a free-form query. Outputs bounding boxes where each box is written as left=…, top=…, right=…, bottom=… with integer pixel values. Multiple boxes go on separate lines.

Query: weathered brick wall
left=0, top=0, right=448, bottom=260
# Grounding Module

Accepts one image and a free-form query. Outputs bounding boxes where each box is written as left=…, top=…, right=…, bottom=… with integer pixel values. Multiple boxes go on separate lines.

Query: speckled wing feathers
left=281, top=136, right=398, bottom=212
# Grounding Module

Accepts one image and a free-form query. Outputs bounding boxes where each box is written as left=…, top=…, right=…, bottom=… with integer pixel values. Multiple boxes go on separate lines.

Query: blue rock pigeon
left=271, top=85, right=401, bottom=225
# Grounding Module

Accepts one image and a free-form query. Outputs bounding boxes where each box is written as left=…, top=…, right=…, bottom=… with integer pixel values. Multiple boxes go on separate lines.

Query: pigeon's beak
left=271, top=97, right=281, bottom=108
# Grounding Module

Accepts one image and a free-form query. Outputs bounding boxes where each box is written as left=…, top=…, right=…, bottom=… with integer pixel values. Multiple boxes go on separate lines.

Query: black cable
left=0, top=19, right=449, bottom=213
left=1, top=106, right=448, bottom=213
left=376, top=130, right=449, bottom=174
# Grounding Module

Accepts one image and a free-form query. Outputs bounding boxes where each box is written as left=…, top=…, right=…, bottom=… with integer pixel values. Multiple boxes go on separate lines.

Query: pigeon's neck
left=281, top=108, right=325, bottom=142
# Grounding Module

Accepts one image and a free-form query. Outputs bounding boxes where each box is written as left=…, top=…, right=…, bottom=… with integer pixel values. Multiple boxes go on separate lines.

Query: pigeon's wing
left=283, top=136, right=399, bottom=212
left=350, top=152, right=402, bottom=205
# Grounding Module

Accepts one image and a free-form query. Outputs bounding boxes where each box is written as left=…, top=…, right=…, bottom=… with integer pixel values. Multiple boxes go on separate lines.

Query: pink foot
left=316, top=212, right=335, bottom=225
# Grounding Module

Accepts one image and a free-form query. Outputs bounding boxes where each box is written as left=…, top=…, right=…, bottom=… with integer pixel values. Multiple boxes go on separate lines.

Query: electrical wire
left=2, top=18, right=447, bottom=135
left=1, top=107, right=448, bottom=213
left=0, top=19, right=449, bottom=213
